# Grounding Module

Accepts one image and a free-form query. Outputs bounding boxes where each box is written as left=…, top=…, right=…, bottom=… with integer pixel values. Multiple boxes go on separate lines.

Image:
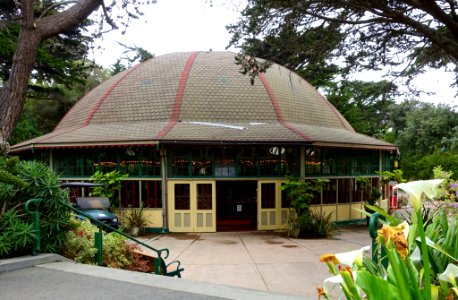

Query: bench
left=134, top=250, right=184, bottom=278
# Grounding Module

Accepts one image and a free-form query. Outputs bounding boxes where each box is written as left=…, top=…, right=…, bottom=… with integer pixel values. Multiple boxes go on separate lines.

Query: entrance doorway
left=216, top=181, right=257, bottom=231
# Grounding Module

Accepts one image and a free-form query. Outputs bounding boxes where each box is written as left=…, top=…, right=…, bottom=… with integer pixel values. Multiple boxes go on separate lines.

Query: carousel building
left=11, top=51, right=397, bottom=232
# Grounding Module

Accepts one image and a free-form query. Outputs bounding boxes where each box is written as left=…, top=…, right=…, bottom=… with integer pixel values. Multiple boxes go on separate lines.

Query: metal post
left=25, top=198, right=44, bottom=256
left=31, top=211, right=40, bottom=256
left=160, top=147, right=168, bottom=232
left=369, top=212, right=381, bottom=264
left=368, top=212, right=388, bottom=268
left=94, top=229, right=103, bottom=266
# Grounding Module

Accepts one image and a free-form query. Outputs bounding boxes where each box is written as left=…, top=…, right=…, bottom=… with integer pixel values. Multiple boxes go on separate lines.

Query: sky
left=91, top=0, right=456, bottom=107
left=93, top=0, right=241, bottom=66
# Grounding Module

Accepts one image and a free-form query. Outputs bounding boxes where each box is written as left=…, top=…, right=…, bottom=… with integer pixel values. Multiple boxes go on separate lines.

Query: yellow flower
left=339, top=265, right=355, bottom=281
left=320, top=253, right=340, bottom=264
left=377, top=221, right=409, bottom=260
left=320, top=246, right=370, bottom=266
left=396, top=179, right=443, bottom=211
left=317, top=287, right=326, bottom=299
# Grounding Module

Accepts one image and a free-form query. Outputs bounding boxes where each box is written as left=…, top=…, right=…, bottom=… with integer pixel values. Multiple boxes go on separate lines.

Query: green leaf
left=356, top=270, right=401, bottom=300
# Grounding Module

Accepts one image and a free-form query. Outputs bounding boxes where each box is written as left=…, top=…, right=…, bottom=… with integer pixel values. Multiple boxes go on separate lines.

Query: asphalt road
left=0, top=267, right=227, bottom=300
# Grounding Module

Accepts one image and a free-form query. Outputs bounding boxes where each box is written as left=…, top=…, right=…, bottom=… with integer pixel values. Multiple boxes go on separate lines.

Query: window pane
left=99, top=150, right=118, bottom=173
left=141, top=148, right=161, bottom=177
left=192, top=148, right=213, bottom=176
left=197, top=184, right=212, bottom=210
left=259, top=147, right=280, bottom=176
left=322, top=149, right=336, bottom=175
left=305, top=148, right=321, bottom=176
left=119, top=147, right=140, bottom=176
left=141, top=181, right=162, bottom=208
left=121, top=181, right=139, bottom=208
left=338, top=178, right=351, bottom=203
left=174, top=184, right=190, bottom=210
left=238, top=147, right=257, bottom=176
left=261, top=183, right=276, bottom=209
left=281, top=147, right=299, bottom=176
left=281, top=183, right=291, bottom=208
left=323, top=179, right=337, bottom=204
left=214, top=148, right=236, bottom=177
left=170, top=148, right=190, bottom=176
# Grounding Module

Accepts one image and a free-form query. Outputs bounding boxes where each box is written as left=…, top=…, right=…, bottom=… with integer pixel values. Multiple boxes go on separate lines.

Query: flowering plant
left=319, top=180, right=458, bottom=300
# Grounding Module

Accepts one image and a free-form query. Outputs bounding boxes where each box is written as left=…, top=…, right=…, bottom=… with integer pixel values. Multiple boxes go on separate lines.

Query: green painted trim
left=145, top=227, right=169, bottom=234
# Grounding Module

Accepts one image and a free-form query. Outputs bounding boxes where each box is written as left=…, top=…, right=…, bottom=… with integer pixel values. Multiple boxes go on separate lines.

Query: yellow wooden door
left=194, top=182, right=216, bottom=232
left=257, top=181, right=282, bottom=230
left=168, top=181, right=216, bottom=232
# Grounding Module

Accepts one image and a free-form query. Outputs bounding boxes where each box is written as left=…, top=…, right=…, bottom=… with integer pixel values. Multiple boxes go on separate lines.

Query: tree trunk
left=0, top=0, right=103, bottom=143
left=0, top=28, right=40, bottom=143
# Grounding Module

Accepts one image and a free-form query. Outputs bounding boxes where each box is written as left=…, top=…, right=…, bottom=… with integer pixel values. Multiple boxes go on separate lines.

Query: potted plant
left=125, top=202, right=150, bottom=236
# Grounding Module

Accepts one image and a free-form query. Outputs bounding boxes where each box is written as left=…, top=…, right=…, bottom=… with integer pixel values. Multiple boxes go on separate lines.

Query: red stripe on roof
left=258, top=73, right=311, bottom=141
left=83, top=63, right=143, bottom=127
left=156, top=51, right=199, bottom=139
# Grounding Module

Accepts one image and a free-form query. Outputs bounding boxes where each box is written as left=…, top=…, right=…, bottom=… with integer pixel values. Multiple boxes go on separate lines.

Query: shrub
left=61, top=218, right=149, bottom=271
left=282, top=177, right=334, bottom=238
left=0, top=155, right=71, bottom=258
left=0, top=210, right=36, bottom=257
left=16, top=160, right=71, bottom=252
left=89, top=170, right=128, bottom=208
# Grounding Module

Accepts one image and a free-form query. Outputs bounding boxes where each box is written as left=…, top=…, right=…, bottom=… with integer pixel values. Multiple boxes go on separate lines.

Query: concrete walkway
left=140, top=225, right=371, bottom=299
left=0, top=225, right=371, bottom=299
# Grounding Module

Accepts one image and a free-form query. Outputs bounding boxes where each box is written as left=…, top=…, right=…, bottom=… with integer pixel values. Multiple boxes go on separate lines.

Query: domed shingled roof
left=11, top=51, right=395, bottom=151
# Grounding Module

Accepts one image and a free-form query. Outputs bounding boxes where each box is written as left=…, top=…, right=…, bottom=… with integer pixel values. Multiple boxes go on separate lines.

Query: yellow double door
left=168, top=181, right=216, bottom=232
left=168, top=180, right=288, bottom=232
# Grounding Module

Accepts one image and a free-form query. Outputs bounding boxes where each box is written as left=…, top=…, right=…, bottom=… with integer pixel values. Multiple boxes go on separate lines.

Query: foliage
left=61, top=218, right=149, bottom=271
left=0, top=155, right=71, bottom=258
left=110, top=43, right=154, bottom=75
left=324, top=80, right=397, bottom=137
left=10, top=65, right=110, bottom=145
left=125, top=201, right=150, bottom=232
left=380, top=100, right=458, bottom=179
left=308, top=209, right=335, bottom=238
left=432, top=166, right=458, bottom=202
left=234, top=52, right=271, bottom=85
left=89, top=170, right=128, bottom=208
left=0, top=209, right=36, bottom=257
left=376, top=169, right=405, bottom=185
left=402, top=152, right=458, bottom=181
left=15, top=160, right=71, bottom=253
left=228, top=0, right=458, bottom=89
left=0, top=0, right=155, bottom=142
left=393, top=103, right=458, bottom=158
left=61, top=218, right=98, bottom=264
left=282, top=177, right=334, bottom=238
left=318, top=180, right=458, bottom=300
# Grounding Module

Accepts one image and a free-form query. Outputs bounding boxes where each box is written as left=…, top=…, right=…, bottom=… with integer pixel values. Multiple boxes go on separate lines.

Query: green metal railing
left=369, top=212, right=388, bottom=268
left=25, top=198, right=174, bottom=275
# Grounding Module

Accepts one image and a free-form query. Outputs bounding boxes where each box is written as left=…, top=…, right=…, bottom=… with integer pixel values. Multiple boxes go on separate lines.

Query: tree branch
left=38, top=1, right=79, bottom=20
left=101, top=0, right=118, bottom=29
left=35, top=0, right=103, bottom=39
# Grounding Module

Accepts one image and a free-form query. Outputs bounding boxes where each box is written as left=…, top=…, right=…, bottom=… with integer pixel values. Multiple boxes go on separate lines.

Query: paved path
left=0, top=225, right=371, bottom=299
left=140, top=225, right=371, bottom=299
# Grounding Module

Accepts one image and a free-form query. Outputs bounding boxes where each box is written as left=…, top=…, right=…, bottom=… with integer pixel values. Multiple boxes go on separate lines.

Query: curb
left=0, top=253, right=71, bottom=273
